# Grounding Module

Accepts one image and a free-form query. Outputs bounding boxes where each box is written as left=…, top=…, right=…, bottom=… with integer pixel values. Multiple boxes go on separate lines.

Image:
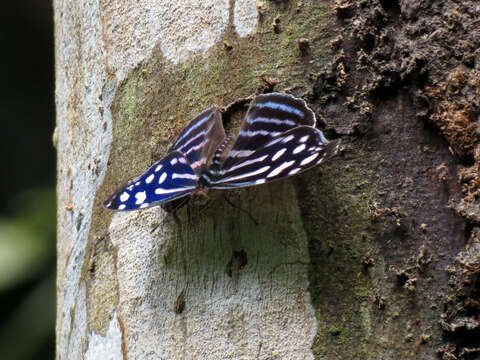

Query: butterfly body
left=103, top=93, right=340, bottom=211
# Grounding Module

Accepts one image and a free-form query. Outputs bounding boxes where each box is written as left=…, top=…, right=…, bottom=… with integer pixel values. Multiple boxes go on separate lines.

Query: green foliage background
left=0, top=1, right=56, bottom=358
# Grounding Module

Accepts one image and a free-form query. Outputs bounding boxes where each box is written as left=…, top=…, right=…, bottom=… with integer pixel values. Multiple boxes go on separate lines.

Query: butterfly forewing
left=169, top=107, right=225, bottom=173
left=207, top=127, right=339, bottom=189
left=103, top=151, right=198, bottom=211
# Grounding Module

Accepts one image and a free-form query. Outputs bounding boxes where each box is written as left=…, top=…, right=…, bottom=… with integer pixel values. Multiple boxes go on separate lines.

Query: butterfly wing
left=103, top=151, right=198, bottom=211
left=218, top=93, right=318, bottom=170
left=104, top=107, right=225, bottom=211
left=103, top=94, right=338, bottom=209
left=169, top=106, right=225, bottom=173
left=206, top=126, right=340, bottom=189
left=205, top=93, right=339, bottom=189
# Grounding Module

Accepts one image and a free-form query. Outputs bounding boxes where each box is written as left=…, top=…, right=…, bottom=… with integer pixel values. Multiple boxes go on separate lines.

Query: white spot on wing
left=246, top=116, right=296, bottom=126
left=299, top=135, right=309, bottom=143
left=176, top=130, right=206, bottom=153
left=118, top=204, right=126, bottom=210
left=172, top=173, right=197, bottom=180
left=139, top=203, right=149, bottom=208
left=119, top=192, right=130, bottom=202
left=256, top=101, right=305, bottom=118
left=170, top=158, right=178, bottom=165
left=158, top=172, right=167, bottom=184
left=185, top=140, right=206, bottom=155
left=173, top=113, right=211, bottom=147
left=219, top=155, right=268, bottom=175
left=316, top=155, right=325, bottom=164
left=293, top=144, right=306, bottom=154
left=272, top=148, right=287, bottom=161
left=145, top=174, right=154, bottom=184
left=265, top=137, right=284, bottom=147
left=267, top=160, right=295, bottom=178
left=239, top=130, right=281, bottom=137
left=190, top=158, right=206, bottom=169
left=155, top=164, right=163, bottom=172
left=300, top=153, right=319, bottom=166
left=282, top=135, right=295, bottom=143
left=154, top=187, right=194, bottom=195
left=288, top=168, right=301, bottom=175
left=228, top=150, right=255, bottom=158
left=214, top=166, right=270, bottom=183
left=135, top=191, right=147, bottom=205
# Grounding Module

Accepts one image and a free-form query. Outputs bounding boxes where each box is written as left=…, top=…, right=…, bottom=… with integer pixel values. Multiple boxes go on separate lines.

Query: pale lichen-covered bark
left=108, top=184, right=317, bottom=359
left=55, top=0, right=113, bottom=358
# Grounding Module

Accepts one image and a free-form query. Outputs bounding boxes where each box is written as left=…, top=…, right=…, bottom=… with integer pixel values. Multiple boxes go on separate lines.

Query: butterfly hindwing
left=220, top=93, right=317, bottom=171
left=207, top=127, right=340, bottom=189
left=103, top=151, right=198, bottom=211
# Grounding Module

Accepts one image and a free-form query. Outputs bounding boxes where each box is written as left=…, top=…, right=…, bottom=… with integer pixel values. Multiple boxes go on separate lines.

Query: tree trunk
left=55, top=0, right=480, bottom=359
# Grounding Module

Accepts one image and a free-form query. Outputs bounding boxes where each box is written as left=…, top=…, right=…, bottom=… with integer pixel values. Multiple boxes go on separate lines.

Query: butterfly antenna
left=155, top=198, right=191, bottom=230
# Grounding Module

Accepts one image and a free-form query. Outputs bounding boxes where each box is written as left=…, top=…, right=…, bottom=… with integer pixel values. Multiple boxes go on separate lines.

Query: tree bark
left=55, top=0, right=480, bottom=359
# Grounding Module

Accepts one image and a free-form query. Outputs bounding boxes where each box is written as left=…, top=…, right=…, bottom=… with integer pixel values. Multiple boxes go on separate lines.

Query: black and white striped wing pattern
left=103, top=151, right=199, bottom=211
left=207, top=127, right=340, bottom=188
left=206, top=93, right=339, bottom=189
left=219, top=93, right=317, bottom=171
left=103, top=107, right=225, bottom=211
left=104, top=92, right=339, bottom=212
left=169, top=106, right=226, bottom=173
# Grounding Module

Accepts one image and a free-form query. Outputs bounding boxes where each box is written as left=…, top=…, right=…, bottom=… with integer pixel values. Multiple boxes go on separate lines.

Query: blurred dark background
left=0, top=1, right=56, bottom=359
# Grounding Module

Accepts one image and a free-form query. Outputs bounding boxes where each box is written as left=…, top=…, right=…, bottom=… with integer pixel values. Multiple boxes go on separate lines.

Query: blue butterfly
left=103, top=93, right=340, bottom=211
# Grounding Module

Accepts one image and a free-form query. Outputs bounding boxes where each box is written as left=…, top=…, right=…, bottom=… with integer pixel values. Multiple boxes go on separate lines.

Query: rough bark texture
left=55, top=0, right=480, bottom=359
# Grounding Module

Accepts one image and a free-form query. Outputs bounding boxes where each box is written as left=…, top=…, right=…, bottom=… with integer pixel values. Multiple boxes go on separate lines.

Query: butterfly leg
left=149, top=211, right=180, bottom=233
left=223, top=194, right=259, bottom=226
left=186, top=202, right=192, bottom=223
left=172, top=211, right=182, bottom=226
left=172, top=198, right=192, bottom=225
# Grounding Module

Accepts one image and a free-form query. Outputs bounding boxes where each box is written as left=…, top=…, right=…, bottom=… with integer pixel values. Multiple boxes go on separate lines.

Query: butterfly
left=103, top=93, right=340, bottom=211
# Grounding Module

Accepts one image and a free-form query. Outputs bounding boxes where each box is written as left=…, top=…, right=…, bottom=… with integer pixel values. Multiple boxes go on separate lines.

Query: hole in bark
left=361, top=33, right=375, bottom=54
left=379, top=0, right=400, bottom=14
left=226, top=249, right=248, bottom=277
left=395, top=271, right=409, bottom=287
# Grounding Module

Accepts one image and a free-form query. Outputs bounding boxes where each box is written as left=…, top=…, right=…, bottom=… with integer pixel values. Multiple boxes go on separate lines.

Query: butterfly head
left=191, top=188, right=209, bottom=205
